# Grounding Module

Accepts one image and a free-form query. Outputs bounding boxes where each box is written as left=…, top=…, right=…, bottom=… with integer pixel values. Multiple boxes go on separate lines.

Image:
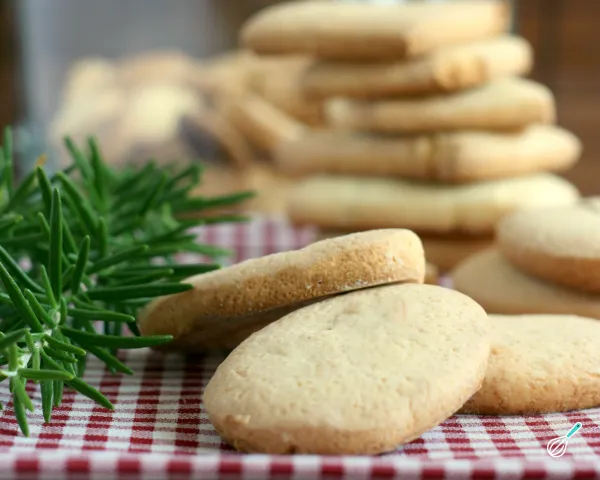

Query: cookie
left=138, top=230, right=425, bottom=351
left=314, top=229, right=481, bottom=275
left=421, top=235, right=494, bottom=271
left=241, top=1, right=509, bottom=60
left=203, top=283, right=489, bottom=454
left=249, top=56, right=325, bottom=126
left=303, top=35, right=532, bottom=99
left=451, top=248, right=600, bottom=318
left=222, top=93, right=306, bottom=152
left=326, top=78, right=555, bottom=133
left=274, top=125, right=580, bottom=182
left=461, top=314, right=600, bottom=415
left=497, top=199, right=600, bottom=293
left=287, top=173, right=579, bottom=235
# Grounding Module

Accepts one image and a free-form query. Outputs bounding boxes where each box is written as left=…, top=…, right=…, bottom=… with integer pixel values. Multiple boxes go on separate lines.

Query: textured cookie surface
left=203, top=284, right=489, bottom=454
left=274, top=125, right=580, bottom=182
left=138, top=230, right=425, bottom=350
left=327, top=78, right=555, bottom=133
left=241, top=1, right=509, bottom=60
left=451, top=248, right=600, bottom=319
left=303, top=35, right=532, bottom=98
left=287, top=173, right=579, bottom=234
left=462, top=314, right=600, bottom=415
left=497, top=198, right=600, bottom=293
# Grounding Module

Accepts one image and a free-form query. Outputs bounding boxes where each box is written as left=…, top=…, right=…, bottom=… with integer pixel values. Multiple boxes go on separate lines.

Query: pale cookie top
left=464, top=314, right=600, bottom=414
left=288, top=173, right=580, bottom=234
left=138, top=229, right=425, bottom=349
left=203, top=284, right=489, bottom=454
left=241, top=1, right=508, bottom=60
left=497, top=198, right=600, bottom=258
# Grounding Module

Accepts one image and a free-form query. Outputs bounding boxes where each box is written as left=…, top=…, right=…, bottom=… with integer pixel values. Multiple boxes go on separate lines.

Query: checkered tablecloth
left=2, top=216, right=600, bottom=479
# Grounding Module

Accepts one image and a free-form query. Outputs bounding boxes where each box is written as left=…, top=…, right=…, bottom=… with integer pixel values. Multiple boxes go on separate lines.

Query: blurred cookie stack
left=238, top=0, right=583, bottom=272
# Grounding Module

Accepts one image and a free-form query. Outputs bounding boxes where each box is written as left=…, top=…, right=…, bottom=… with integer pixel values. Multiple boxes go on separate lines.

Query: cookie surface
left=451, top=248, right=600, bottom=319
left=303, top=35, right=532, bottom=98
left=138, top=230, right=425, bottom=351
left=462, top=314, right=600, bottom=415
left=241, top=1, right=509, bottom=60
left=203, top=284, right=489, bottom=454
left=326, top=78, right=555, bottom=133
left=274, top=125, right=580, bottom=182
left=287, top=173, right=579, bottom=234
left=497, top=199, right=600, bottom=293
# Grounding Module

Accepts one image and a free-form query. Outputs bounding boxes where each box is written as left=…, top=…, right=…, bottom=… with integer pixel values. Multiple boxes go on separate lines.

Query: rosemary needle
left=0, top=126, right=252, bottom=435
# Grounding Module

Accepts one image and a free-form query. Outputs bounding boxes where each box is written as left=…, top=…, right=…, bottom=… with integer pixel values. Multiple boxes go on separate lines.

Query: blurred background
left=0, top=0, right=598, bottom=197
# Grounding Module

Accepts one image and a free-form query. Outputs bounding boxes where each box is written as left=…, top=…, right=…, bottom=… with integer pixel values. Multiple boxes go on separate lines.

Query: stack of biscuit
left=138, top=228, right=600, bottom=454
left=238, top=0, right=583, bottom=272
left=453, top=198, right=600, bottom=319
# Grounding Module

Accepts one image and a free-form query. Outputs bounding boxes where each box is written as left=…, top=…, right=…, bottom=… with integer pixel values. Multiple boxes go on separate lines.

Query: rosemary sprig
left=0, top=126, right=253, bottom=434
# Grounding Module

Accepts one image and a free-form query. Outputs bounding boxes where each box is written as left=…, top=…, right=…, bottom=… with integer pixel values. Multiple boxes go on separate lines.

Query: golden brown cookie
left=326, top=78, right=555, bottom=133
left=138, top=230, right=425, bottom=351
left=303, top=35, right=532, bottom=98
left=204, top=283, right=489, bottom=454
left=462, top=314, right=600, bottom=415
left=241, top=1, right=509, bottom=60
left=497, top=198, right=600, bottom=293
left=451, top=248, right=600, bottom=319
left=273, top=125, right=580, bottom=182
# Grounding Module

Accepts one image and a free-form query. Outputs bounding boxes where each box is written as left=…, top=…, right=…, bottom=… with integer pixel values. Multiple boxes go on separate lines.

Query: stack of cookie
left=453, top=198, right=600, bottom=319
left=138, top=228, right=600, bottom=454
left=239, top=0, right=583, bottom=271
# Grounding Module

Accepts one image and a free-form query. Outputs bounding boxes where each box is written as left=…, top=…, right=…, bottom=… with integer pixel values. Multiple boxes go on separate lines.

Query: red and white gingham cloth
left=2, top=216, right=600, bottom=480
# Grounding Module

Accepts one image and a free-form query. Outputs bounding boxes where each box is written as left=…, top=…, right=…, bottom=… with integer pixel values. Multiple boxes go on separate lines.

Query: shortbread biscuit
left=274, top=125, right=580, bottom=182
left=287, top=173, right=579, bottom=235
left=303, top=35, right=532, bottom=98
left=497, top=199, right=600, bottom=293
left=223, top=94, right=306, bottom=152
left=241, top=1, right=509, bottom=60
left=451, top=249, right=600, bottom=318
left=138, top=230, right=425, bottom=351
left=203, top=284, right=489, bottom=454
left=327, top=78, right=555, bottom=133
left=249, top=56, right=325, bottom=126
left=314, top=229, right=488, bottom=273
left=462, top=314, right=600, bottom=415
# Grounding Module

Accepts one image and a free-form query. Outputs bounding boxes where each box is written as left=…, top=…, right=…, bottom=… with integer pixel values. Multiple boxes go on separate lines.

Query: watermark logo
left=546, top=422, right=582, bottom=458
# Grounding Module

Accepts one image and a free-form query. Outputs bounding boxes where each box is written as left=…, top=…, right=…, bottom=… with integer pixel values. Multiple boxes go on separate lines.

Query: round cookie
left=203, top=283, right=490, bottom=455
left=313, top=229, right=485, bottom=273
left=287, top=173, right=580, bottom=235
left=462, top=314, right=600, bottom=415
left=497, top=198, right=600, bottom=293
left=451, top=248, right=600, bottom=318
left=138, top=230, right=425, bottom=351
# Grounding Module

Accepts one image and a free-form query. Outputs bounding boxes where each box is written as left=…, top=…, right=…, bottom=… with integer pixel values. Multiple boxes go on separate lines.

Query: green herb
left=0, top=126, right=253, bottom=435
